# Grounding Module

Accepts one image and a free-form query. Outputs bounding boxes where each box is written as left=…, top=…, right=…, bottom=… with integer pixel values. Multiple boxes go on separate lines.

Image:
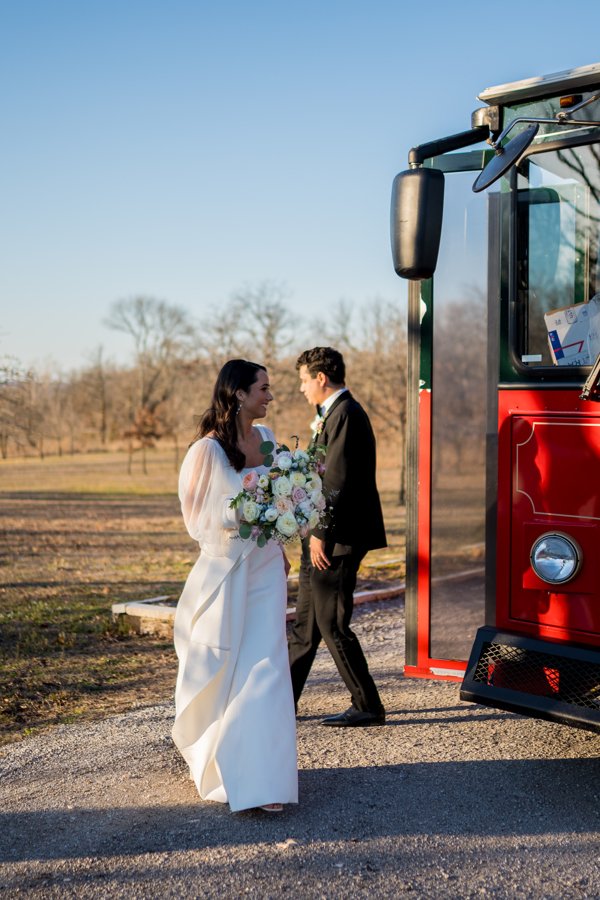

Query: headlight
left=530, top=533, right=581, bottom=585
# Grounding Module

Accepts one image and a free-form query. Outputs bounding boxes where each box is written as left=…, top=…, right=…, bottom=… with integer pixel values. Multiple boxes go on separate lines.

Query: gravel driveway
left=1, top=598, right=599, bottom=898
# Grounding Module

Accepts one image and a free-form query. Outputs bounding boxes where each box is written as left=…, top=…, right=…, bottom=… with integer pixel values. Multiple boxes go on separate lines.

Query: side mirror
left=390, top=168, right=445, bottom=280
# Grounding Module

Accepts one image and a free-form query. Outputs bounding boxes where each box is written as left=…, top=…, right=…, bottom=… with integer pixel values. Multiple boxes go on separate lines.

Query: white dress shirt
left=310, top=387, right=348, bottom=436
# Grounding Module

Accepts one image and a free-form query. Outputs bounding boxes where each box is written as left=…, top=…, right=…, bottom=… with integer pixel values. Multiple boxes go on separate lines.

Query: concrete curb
left=112, top=582, right=406, bottom=635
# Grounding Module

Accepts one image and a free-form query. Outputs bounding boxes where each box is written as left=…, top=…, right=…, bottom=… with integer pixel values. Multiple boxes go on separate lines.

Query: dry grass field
left=0, top=447, right=405, bottom=745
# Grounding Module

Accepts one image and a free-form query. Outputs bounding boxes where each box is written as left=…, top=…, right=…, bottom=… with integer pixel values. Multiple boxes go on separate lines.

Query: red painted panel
left=514, top=417, right=600, bottom=520
left=410, top=388, right=466, bottom=677
left=497, top=390, right=600, bottom=646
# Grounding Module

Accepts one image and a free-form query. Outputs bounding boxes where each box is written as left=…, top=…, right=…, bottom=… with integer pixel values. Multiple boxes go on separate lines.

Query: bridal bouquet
left=230, top=438, right=327, bottom=547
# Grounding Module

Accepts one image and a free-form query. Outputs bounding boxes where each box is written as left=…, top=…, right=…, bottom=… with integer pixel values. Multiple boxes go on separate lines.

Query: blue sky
left=2, top=0, right=599, bottom=370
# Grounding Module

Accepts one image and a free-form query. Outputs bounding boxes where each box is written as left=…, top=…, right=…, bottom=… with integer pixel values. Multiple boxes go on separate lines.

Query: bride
left=172, top=359, right=298, bottom=813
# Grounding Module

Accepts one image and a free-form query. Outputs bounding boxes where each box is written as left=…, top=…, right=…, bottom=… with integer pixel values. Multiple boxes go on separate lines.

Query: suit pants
left=288, top=538, right=383, bottom=713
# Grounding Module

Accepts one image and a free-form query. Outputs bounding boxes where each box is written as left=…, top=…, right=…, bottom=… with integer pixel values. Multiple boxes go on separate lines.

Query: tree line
left=1, top=282, right=490, bottom=506
left=1, top=283, right=409, bottom=495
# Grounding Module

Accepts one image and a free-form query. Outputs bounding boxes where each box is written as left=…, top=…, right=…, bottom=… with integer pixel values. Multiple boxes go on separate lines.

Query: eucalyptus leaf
left=259, top=441, right=274, bottom=454
left=256, top=533, right=267, bottom=548
left=263, top=454, right=273, bottom=467
left=239, top=522, right=252, bottom=539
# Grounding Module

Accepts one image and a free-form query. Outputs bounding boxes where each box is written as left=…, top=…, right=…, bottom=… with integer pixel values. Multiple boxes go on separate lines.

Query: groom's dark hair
left=296, top=347, right=345, bottom=385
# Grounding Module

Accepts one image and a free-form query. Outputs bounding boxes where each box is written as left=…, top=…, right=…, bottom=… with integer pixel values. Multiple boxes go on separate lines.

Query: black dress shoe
left=320, top=707, right=385, bottom=727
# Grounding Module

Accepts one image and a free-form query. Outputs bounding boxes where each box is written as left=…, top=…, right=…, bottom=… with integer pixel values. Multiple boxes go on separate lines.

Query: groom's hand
left=310, top=536, right=330, bottom=570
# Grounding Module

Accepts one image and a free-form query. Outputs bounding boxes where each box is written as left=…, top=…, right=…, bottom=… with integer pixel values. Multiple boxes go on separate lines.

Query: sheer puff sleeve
left=178, top=437, right=241, bottom=551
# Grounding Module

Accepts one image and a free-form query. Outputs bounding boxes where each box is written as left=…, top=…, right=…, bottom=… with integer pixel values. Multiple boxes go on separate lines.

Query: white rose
left=290, top=471, right=306, bottom=487
left=276, top=452, right=293, bottom=470
left=305, top=473, right=322, bottom=492
left=272, top=475, right=292, bottom=496
left=298, top=500, right=312, bottom=518
left=264, top=506, right=278, bottom=522
left=258, top=474, right=270, bottom=489
left=242, top=499, right=260, bottom=523
left=293, top=449, right=309, bottom=463
left=276, top=510, right=299, bottom=537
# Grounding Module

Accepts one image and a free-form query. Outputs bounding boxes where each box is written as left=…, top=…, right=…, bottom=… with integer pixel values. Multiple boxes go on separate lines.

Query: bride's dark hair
left=195, top=359, right=267, bottom=470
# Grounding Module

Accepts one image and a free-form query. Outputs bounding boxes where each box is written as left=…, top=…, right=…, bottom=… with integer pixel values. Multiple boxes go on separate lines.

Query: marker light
left=559, top=94, right=582, bottom=108
left=530, top=533, right=582, bottom=585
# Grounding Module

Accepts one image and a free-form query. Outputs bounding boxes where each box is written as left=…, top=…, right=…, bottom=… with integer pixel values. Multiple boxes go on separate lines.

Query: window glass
left=430, top=171, right=487, bottom=661
left=516, top=143, right=600, bottom=367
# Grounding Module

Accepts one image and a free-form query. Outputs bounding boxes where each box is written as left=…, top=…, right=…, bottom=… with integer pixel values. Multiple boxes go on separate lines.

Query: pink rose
left=276, top=496, right=293, bottom=514
left=242, top=470, right=259, bottom=491
left=291, top=486, right=307, bottom=503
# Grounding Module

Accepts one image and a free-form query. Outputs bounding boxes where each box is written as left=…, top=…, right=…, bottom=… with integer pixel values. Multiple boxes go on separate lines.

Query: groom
left=288, top=346, right=387, bottom=726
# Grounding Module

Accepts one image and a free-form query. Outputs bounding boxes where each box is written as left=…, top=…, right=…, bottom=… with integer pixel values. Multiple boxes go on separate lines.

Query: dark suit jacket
left=312, top=391, right=386, bottom=552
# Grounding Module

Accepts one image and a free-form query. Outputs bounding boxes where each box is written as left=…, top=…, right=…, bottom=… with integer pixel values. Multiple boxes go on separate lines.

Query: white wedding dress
left=172, top=425, right=298, bottom=812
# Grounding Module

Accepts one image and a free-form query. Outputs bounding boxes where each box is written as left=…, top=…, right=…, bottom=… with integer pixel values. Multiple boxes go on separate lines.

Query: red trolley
left=391, top=63, right=600, bottom=731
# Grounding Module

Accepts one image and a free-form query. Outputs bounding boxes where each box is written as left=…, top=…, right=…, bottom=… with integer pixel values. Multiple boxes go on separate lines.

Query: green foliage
left=229, top=492, right=243, bottom=509
left=260, top=440, right=274, bottom=466
left=239, top=521, right=252, bottom=539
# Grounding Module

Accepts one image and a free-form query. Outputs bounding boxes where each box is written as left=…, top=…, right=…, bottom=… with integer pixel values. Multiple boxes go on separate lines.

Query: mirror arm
left=408, top=126, right=488, bottom=167
left=554, top=116, right=600, bottom=126
left=557, top=90, right=600, bottom=118
left=493, top=113, right=600, bottom=149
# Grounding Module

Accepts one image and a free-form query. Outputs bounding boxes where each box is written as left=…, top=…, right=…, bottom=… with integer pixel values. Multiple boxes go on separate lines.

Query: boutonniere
left=310, top=413, right=327, bottom=438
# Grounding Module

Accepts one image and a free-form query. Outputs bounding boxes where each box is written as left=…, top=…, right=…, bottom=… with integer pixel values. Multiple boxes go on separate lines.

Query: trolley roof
left=478, top=62, right=600, bottom=106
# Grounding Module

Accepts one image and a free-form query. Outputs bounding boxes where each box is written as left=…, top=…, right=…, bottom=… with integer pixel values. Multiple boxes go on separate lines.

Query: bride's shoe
left=259, top=803, right=283, bottom=813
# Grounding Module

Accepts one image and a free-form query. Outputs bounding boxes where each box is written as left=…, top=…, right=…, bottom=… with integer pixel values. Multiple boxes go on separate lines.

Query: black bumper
left=460, top=626, right=600, bottom=733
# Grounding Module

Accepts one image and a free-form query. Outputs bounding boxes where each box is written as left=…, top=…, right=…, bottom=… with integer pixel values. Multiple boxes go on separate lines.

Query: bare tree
left=0, top=358, right=39, bottom=458
left=160, top=358, right=216, bottom=469
left=79, top=347, right=112, bottom=447
left=198, top=282, right=299, bottom=436
left=197, top=302, right=250, bottom=362
left=434, top=290, right=487, bottom=474
left=105, top=296, right=198, bottom=472
left=307, top=298, right=358, bottom=353
left=350, top=299, right=408, bottom=504
left=228, top=281, right=297, bottom=368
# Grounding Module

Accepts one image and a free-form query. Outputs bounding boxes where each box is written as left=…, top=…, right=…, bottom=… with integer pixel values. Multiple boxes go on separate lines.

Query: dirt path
left=1, top=598, right=599, bottom=899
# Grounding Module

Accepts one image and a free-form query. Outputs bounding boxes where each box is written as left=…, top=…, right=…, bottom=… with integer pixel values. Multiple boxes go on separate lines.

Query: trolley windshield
left=514, top=140, right=600, bottom=370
